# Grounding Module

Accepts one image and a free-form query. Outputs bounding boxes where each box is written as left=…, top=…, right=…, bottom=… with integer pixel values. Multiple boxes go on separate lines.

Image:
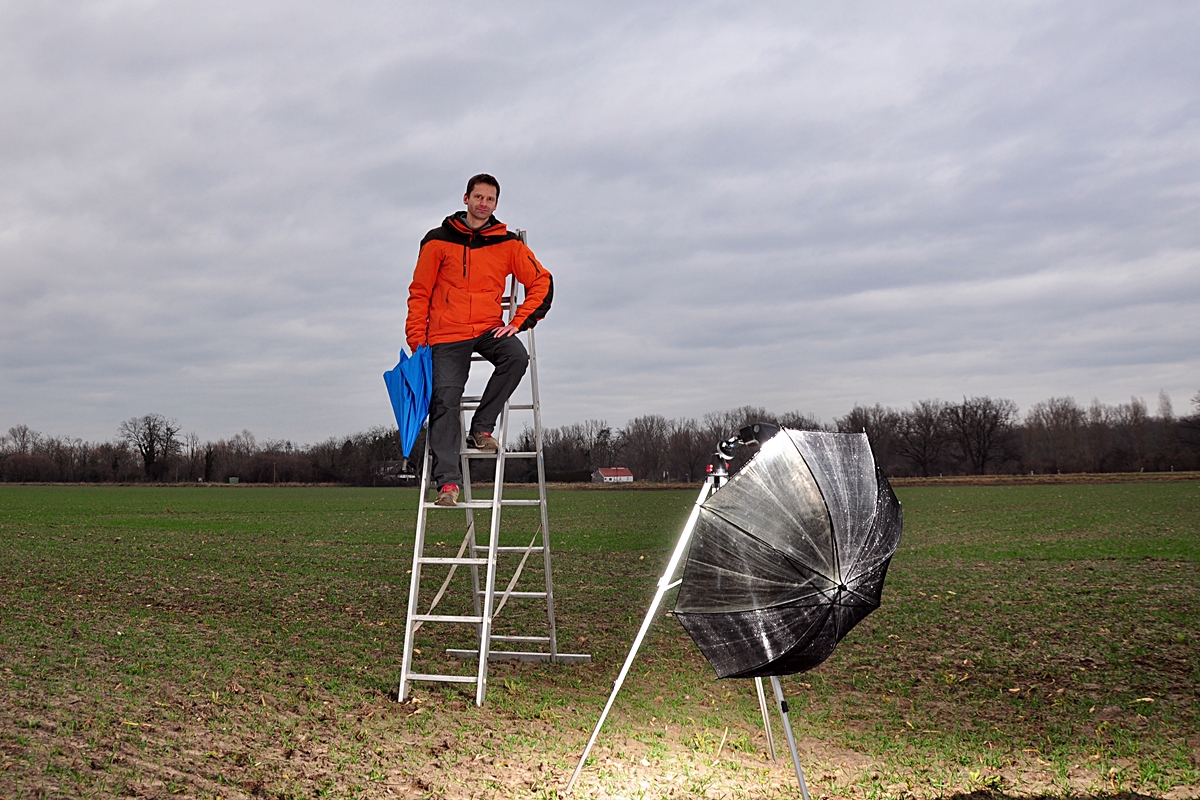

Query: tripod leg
left=770, top=676, right=810, bottom=800
left=565, top=477, right=715, bottom=795
left=755, top=677, right=777, bottom=762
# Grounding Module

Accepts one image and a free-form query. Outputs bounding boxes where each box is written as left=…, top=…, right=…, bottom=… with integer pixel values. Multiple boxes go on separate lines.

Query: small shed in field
left=592, top=467, right=634, bottom=484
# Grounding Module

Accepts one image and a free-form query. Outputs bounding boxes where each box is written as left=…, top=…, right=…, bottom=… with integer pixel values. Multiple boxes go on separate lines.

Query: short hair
left=466, top=173, right=500, bottom=199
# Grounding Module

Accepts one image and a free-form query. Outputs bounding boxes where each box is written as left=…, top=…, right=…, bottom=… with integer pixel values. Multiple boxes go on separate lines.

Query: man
left=405, top=174, right=553, bottom=507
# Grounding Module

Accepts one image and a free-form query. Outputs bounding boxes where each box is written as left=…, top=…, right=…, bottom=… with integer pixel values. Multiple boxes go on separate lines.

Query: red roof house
left=592, top=467, right=634, bottom=483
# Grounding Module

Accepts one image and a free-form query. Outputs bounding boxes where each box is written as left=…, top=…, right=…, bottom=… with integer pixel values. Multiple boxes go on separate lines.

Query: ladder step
left=461, top=399, right=534, bottom=411
left=476, top=590, right=547, bottom=599
left=491, top=635, right=550, bottom=643
left=496, top=545, right=545, bottom=553
left=411, top=614, right=483, bottom=623
left=421, top=499, right=540, bottom=509
left=407, top=673, right=479, bottom=684
left=455, top=499, right=541, bottom=508
left=418, top=557, right=489, bottom=566
left=446, top=649, right=592, bottom=665
left=458, top=450, right=537, bottom=458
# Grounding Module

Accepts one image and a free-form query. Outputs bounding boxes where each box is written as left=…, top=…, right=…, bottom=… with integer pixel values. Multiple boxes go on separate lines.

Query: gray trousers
left=428, top=331, right=529, bottom=488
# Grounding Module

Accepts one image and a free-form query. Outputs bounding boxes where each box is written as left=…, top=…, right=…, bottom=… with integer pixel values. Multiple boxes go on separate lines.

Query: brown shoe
left=467, top=431, right=499, bottom=453
left=434, top=484, right=459, bottom=507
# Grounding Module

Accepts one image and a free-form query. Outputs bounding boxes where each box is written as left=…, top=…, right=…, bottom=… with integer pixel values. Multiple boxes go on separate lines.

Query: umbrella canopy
left=383, top=346, right=432, bottom=458
left=674, top=429, right=902, bottom=679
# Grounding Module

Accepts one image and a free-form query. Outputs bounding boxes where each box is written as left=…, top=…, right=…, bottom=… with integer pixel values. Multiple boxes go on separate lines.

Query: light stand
left=566, top=424, right=810, bottom=797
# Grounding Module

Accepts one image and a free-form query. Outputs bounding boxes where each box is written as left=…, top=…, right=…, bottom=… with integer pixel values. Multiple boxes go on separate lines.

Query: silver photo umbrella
left=675, top=429, right=903, bottom=678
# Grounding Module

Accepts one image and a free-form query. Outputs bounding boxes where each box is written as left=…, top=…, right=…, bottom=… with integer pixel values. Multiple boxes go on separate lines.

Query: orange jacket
left=405, top=213, right=553, bottom=351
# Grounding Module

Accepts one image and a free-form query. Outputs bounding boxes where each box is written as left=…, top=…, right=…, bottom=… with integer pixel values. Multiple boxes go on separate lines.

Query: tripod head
left=706, top=421, right=782, bottom=481
left=707, top=436, right=737, bottom=480
left=738, top=422, right=781, bottom=446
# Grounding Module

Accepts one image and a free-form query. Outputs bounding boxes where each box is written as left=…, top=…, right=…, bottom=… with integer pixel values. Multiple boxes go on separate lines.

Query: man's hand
left=492, top=324, right=520, bottom=338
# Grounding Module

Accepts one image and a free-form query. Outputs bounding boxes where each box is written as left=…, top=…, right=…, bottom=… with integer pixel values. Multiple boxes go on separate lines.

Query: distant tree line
left=0, top=414, right=407, bottom=486
left=524, top=392, right=1200, bottom=482
left=3, top=392, right=1199, bottom=485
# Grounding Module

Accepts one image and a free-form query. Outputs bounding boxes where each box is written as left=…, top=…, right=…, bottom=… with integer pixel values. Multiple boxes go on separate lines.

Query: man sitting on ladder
left=405, top=173, right=553, bottom=507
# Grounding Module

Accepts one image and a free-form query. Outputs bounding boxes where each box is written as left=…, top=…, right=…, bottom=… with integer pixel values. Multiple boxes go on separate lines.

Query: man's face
left=463, top=183, right=498, bottom=226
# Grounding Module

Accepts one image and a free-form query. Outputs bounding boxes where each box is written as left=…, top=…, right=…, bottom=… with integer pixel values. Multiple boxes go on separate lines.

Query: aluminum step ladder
left=397, top=230, right=590, bottom=707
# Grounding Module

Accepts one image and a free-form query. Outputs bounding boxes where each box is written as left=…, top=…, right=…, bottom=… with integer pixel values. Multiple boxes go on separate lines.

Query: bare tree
left=94, top=440, right=135, bottom=481
left=1104, top=397, right=1152, bottom=470
left=536, top=423, right=589, bottom=474
left=944, top=396, right=1018, bottom=474
left=701, top=406, right=773, bottom=442
left=182, top=432, right=203, bottom=480
left=1183, top=391, right=1200, bottom=451
left=5, top=425, right=42, bottom=455
left=837, top=404, right=900, bottom=470
left=893, top=400, right=950, bottom=477
left=578, top=419, right=615, bottom=470
left=617, top=414, right=670, bottom=480
left=776, top=410, right=828, bottom=431
left=1023, top=397, right=1086, bottom=473
left=665, top=418, right=711, bottom=482
left=1156, top=390, right=1174, bottom=422
left=118, top=414, right=181, bottom=479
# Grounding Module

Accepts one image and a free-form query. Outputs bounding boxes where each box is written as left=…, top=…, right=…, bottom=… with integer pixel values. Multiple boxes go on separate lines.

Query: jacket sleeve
left=510, top=244, right=553, bottom=331
left=405, top=243, right=441, bottom=351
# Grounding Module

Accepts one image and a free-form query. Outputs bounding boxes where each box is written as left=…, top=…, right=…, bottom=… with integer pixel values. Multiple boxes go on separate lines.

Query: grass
left=0, top=480, right=1197, bottom=798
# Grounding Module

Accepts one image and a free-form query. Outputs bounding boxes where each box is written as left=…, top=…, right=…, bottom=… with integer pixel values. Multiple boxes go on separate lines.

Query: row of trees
left=527, top=392, right=1200, bottom=481
left=3, top=392, right=1199, bottom=484
left=834, top=393, right=1198, bottom=478
left=0, top=415, right=405, bottom=485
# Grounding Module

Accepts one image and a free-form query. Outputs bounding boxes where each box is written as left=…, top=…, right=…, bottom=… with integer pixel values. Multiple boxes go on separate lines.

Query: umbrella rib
left=839, top=585, right=880, bottom=608
left=688, top=560, right=830, bottom=593
left=775, top=432, right=845, bottom=584
left=702, top=507, right=839, bottom=584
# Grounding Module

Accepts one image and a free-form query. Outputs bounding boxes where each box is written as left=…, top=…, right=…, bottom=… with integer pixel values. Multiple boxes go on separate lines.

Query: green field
left=1, top=482, right=1198, bottom=799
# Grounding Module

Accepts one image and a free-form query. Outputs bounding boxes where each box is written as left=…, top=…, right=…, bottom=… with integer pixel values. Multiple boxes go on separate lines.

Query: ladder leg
left=526, top=327, right=559, bottom=658
left=474, top=403, right=510, bottom=705
left=398, top=438, right=433, bottom=702
left=461, top=405, right=482, bottom=641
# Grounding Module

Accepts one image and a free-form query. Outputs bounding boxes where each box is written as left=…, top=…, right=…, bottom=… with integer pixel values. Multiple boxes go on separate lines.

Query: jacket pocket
left=431, top=287, right=452, bottom=329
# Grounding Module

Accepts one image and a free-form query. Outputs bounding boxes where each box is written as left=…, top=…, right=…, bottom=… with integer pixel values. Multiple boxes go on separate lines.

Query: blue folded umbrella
left=384, top=346, right=432, bottom=458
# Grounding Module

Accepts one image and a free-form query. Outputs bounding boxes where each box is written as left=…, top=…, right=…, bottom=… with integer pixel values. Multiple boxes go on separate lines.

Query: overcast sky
left=3, top=1, right=1198, bottom=444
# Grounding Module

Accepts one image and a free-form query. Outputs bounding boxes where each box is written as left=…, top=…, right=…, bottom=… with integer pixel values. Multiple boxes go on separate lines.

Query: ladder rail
left=474, top=402, right=510, bottom=705
left=398, top=435, right=433, bottom=702
left=468, top=268, right=521, bottom=705
left=461, top=406, right=484, bottom=644
left=526, top=324, right=559, bottom=657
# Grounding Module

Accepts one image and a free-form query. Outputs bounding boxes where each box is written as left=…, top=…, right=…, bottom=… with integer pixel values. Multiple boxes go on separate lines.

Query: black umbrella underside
left=674, top=430, right=902, bottom=679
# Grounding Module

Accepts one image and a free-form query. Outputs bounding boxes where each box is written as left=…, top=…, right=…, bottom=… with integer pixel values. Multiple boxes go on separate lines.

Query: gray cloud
left=2, top=1, right=1198, bottom=443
